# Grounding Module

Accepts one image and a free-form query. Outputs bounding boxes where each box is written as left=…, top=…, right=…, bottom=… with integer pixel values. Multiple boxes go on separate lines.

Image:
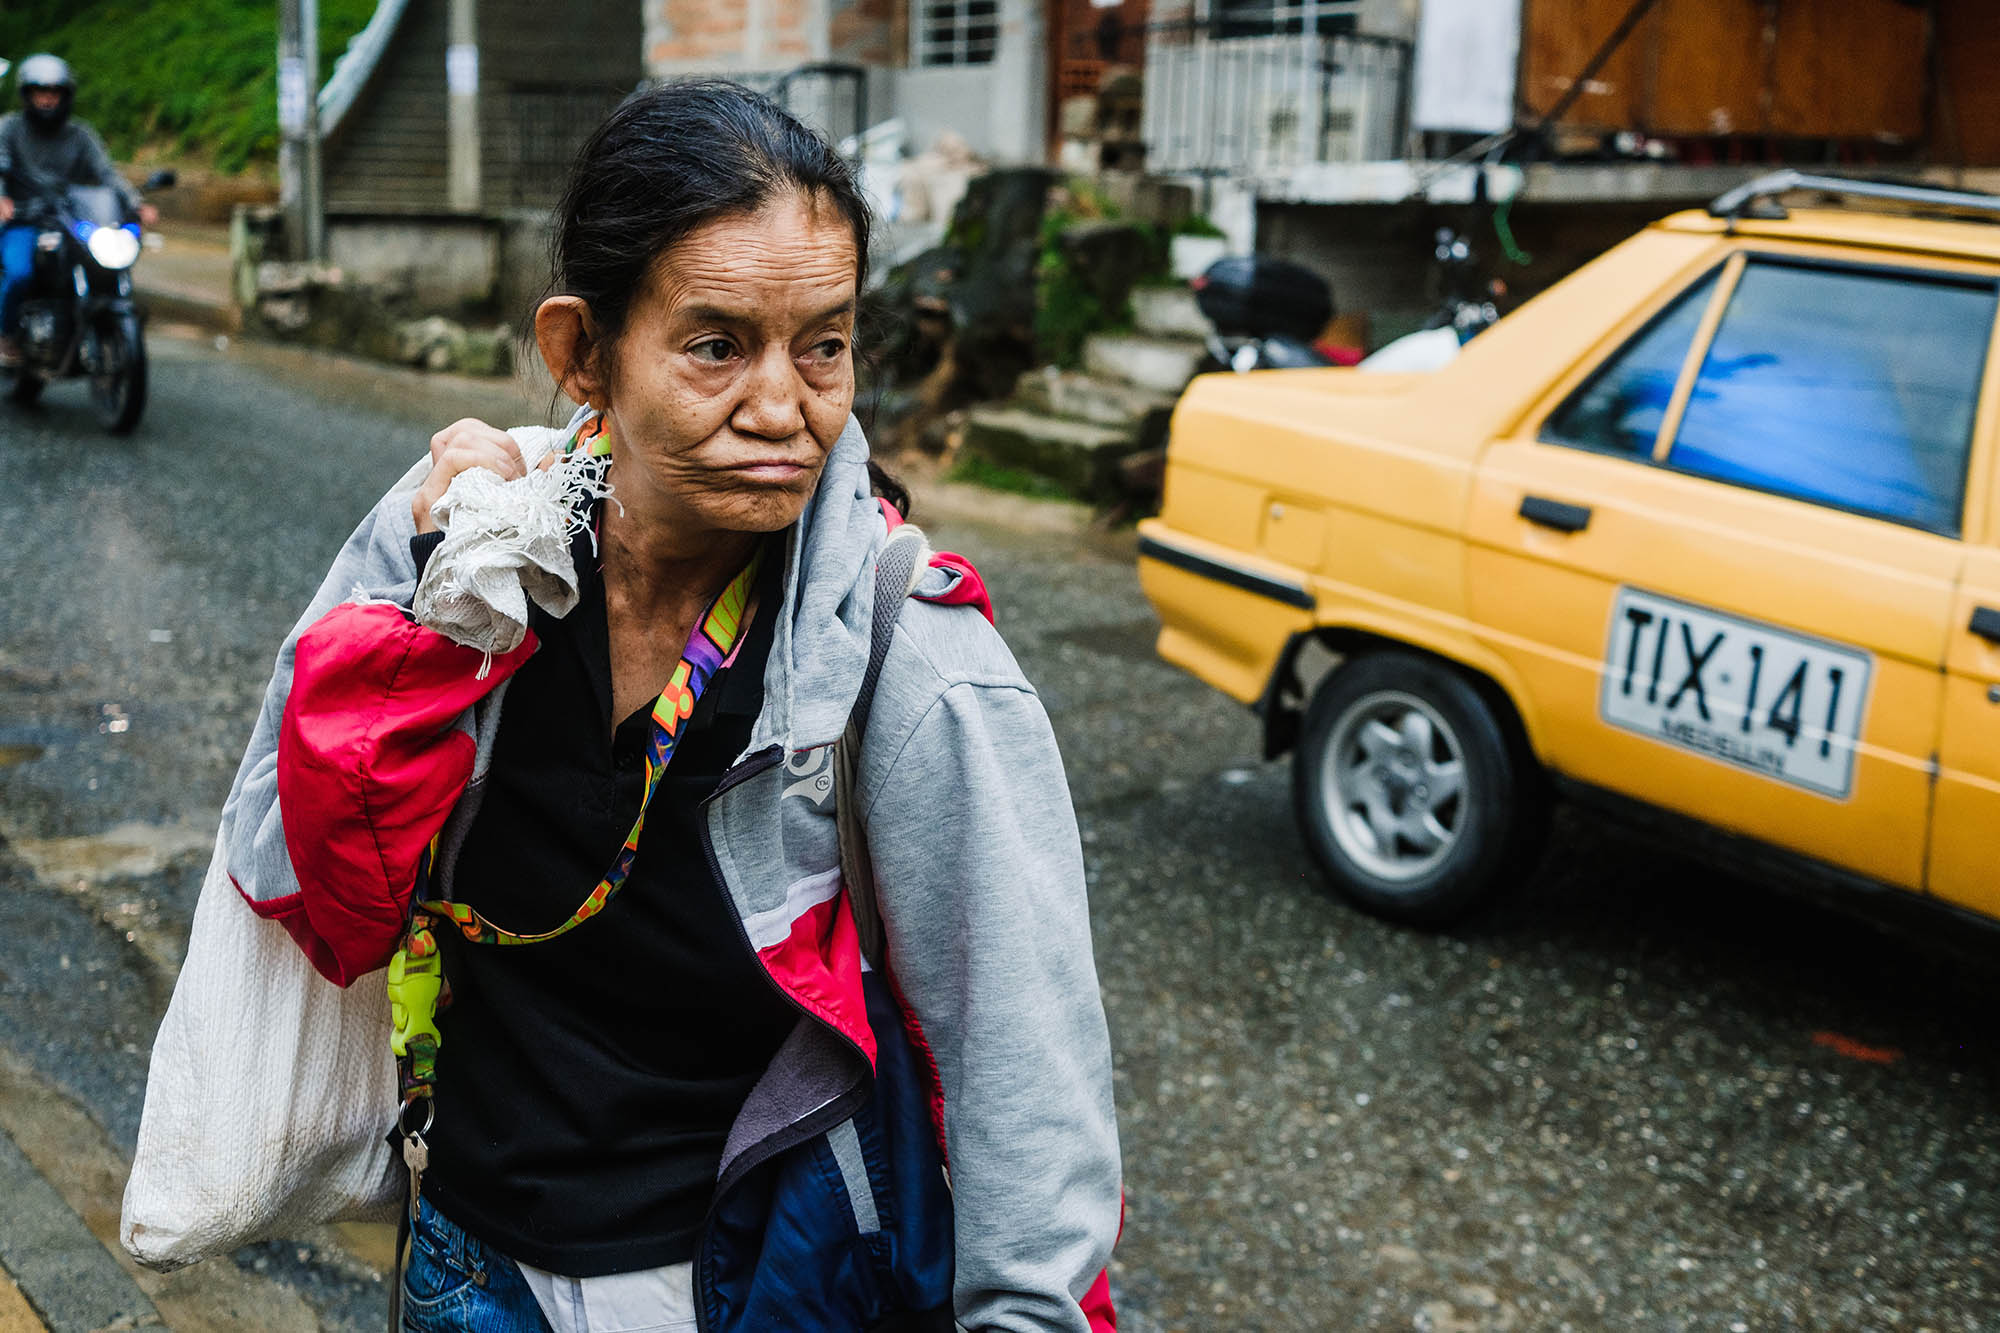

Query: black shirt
left=416, top=530, right=798, bottom=1276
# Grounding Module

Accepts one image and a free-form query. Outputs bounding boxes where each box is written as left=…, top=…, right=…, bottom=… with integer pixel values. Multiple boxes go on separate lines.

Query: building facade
left=643, top=0, right=1050, bottom=164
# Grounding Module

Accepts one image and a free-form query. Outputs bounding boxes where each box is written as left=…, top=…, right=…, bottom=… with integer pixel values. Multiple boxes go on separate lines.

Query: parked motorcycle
left=8, top=169, right=174, bottom=433
left=1358, top=226, right=1508, bottom=374
left=1191, top=255, right=1337, bottom=373
left=1429, top=225, right=1505, bottom=339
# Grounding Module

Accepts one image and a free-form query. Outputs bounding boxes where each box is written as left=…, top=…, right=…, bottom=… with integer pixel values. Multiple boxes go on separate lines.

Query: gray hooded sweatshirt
left=220, top=416, right=1122, bottom=1330
left=0, top=112, right=138, bottom=217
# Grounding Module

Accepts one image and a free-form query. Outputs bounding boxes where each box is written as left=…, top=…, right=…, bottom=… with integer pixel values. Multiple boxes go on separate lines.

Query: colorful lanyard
left=389, top=410, right=760, bottom=1106
left=417, top=548, right=759, bottom=946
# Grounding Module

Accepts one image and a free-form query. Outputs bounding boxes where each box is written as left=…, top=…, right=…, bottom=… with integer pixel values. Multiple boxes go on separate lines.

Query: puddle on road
left=0, top=744, right=45, bottom=768
left=9, top=820, right=212, bottom=883
left=5, top=820, right=214, bottom=985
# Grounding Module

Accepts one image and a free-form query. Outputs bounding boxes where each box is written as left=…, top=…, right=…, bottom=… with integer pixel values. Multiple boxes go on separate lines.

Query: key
left=403, top=1132, right=428, bottom=1220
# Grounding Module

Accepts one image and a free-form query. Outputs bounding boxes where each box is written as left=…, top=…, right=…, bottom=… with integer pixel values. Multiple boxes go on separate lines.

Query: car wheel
left=1292, top=651, right=1543, bottom=925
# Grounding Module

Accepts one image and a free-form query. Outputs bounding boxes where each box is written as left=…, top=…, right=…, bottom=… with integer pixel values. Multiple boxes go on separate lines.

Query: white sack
left=122, top=421, right=599, bottom=1270
left=121, top=830, right=400, bottom=1270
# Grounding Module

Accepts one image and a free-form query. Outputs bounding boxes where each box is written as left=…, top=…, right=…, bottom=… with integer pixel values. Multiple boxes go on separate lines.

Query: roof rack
left=1709, top=170, right=2000, bottom=222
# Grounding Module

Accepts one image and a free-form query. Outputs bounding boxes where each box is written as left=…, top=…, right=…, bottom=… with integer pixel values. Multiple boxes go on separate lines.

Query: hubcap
left=1321, top=690, right=1467, bottom=884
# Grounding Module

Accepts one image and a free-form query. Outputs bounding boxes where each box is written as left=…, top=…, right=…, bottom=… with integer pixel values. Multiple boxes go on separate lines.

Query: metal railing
left=318, top=0, right=411, bottom=140
left=738, top=63, right=869, bottom=161
left=1139, top=19, right=1409, bottom=175
left=500, top=85, right=631, bottom=207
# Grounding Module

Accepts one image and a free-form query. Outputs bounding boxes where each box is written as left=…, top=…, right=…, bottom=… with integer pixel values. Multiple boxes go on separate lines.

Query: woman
left=220, top=83, right=1120, bottom=1330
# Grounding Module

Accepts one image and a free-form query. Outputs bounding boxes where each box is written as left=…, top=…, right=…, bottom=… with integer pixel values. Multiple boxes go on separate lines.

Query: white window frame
left=913, top=0, right=1000, bottom=68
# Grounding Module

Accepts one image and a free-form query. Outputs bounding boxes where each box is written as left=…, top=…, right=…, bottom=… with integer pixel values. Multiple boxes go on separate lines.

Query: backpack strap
left=836, top=522, right=931, bottom=970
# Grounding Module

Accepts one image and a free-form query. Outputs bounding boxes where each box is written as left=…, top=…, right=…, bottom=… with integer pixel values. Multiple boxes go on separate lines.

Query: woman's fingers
left=411, top=422, right=528, bottom=532
left=428, top=419, right=523, bottom=470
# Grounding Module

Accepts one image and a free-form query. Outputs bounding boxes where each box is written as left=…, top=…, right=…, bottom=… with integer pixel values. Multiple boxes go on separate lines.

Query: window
left=915, top=0, right=998, bottom=66
left=1213, top=0, right=1360, bottom=39
left=1668, top=261, right=1995, bottom=534
left=1543, top=269, right=1720, bottom=457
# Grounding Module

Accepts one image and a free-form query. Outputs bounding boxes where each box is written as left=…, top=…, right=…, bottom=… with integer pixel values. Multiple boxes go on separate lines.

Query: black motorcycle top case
left=1194, top=256, right=1334, bottom=342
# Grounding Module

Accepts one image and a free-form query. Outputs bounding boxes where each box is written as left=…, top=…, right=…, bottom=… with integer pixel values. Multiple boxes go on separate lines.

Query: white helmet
left=18, top=54, right=75, bottom=133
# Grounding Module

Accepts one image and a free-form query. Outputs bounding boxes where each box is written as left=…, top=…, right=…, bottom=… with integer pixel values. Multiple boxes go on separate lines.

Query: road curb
left=0, top=1128, right=159, bottom=1332
left=136, top=281, right=240, bottom=336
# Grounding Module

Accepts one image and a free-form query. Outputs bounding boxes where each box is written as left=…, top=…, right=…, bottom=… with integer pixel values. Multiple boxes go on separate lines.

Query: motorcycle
left=1191, top=255, right=1338, bottom=373
left=8, top=169, right=175, bottom=433
left=1356, top=226, right=1511, bottom=374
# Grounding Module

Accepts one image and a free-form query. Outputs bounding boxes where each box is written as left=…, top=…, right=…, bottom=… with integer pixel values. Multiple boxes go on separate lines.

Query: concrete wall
left=896, top=66, right=1002, bottom=155
left=327, top=215, right=499, bottom=311
left=495, top=210, right=555, bottom=329
left=1255, top=198, right=1669, bottom=348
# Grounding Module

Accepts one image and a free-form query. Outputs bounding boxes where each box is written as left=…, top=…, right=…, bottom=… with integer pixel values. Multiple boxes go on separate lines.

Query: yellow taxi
left=1138, top=172, right=2000, bottom=927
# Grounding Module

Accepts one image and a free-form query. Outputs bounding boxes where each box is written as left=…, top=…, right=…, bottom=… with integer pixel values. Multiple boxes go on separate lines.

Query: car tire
left=1292, top=651, right=1544, bottom=926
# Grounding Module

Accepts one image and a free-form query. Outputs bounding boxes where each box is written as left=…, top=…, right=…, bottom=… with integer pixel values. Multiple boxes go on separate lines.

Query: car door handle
left=1972, top=606, right=2000, bottom=644
left=1519, top=495, right=1593, bottom=533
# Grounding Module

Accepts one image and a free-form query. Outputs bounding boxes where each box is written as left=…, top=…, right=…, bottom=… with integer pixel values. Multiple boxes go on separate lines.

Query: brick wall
left=830, top=0, right=899, bottom=67
left=647, top=0, right=861, bottom=74
left=770, top=0, right=814, bottom=62
left=647, top=0, right=746, bottom=70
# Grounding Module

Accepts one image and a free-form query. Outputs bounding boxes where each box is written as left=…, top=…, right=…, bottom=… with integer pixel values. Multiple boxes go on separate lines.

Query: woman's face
left=599, top=191, right=859, bottom=538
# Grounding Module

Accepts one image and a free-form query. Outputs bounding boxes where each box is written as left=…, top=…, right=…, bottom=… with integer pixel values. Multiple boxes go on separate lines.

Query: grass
left=1, top=0, right=376, bottom=173
left=944, top=453, right=1074, bottom=501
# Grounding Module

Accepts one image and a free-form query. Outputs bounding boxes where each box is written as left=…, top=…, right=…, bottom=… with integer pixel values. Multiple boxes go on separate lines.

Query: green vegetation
left=0, top=0, right=375, bottom=173
left=1034, top=178, right=1224, bottom=367
left=1033, top=214, right=1126, bottom=371
left=944, top=453, right=1074, bottom=501
left=1034, top=180, right=1135, bottom=370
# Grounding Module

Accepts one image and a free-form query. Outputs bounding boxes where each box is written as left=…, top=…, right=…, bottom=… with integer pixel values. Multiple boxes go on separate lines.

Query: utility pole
left=446, top=0, right=481, bottom=212
left=277, top=0, right=326, bottom=260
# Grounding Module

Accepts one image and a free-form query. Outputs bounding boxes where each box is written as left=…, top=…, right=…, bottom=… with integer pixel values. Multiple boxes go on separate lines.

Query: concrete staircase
left=959, top=284, right=1208, bottom=500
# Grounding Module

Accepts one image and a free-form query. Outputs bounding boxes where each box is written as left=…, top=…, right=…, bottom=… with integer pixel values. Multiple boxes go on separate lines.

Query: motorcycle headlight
left=87, top=226, right=141, bottom=270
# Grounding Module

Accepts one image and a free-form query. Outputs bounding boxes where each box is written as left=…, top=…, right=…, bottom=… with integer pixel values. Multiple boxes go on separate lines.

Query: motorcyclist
left=0, top=54, right=156, bottom=367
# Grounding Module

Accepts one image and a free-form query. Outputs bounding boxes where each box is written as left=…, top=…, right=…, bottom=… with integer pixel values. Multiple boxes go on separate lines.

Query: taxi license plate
left=1600, top=588, right=1872, bottom=799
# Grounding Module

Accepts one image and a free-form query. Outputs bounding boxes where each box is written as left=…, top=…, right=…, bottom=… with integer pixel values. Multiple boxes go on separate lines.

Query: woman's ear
left=535, top=296, right=605, bottom=407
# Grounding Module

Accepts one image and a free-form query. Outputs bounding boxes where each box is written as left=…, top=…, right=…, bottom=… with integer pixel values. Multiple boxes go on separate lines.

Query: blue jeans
left=0, top=224, right=35, bottom=338
left=402, top=1195, right=554, bottom=1333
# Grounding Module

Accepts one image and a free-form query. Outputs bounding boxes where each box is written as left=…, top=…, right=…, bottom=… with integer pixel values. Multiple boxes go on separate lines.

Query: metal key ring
left=398, top=1095, right=435, bottom=1140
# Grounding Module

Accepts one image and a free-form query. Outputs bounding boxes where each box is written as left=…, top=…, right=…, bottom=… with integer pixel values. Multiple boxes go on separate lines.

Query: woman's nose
left=732, top=348, right=807, bottom=440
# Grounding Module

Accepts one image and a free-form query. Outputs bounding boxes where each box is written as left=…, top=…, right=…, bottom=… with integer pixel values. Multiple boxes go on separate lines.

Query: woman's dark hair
left=546, top=79, right=904, bottom=511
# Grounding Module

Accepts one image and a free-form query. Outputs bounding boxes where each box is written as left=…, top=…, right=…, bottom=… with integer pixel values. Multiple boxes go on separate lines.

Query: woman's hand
left=410, top=419, right=553, bottom=533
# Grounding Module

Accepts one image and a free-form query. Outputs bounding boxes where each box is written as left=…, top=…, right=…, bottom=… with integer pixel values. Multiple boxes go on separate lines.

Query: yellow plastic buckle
left=386, top=947, right=443, bottom=1058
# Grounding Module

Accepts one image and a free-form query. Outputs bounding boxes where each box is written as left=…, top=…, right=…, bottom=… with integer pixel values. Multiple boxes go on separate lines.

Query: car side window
left=1542, top=269, right=1720, bottom=456
left=1667, top=260, right=1996, bottom=535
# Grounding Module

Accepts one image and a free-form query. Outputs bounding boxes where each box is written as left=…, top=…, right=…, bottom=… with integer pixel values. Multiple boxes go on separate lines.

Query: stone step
left=1083, top=332, right=1207, bottom=395
left=960, top=405, right=1145, bottom=501
left=1011, top=367, right=1179, bottom=430
left=1131, top=284, right=1209, bottom=341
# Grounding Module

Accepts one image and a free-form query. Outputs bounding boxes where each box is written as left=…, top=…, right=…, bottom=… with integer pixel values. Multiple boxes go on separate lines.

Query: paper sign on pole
left=277, top=56, right=308, bottom=135
left=446, top=43, right=479, bottom=96
left=1411, top=0, right=1523, bottom=135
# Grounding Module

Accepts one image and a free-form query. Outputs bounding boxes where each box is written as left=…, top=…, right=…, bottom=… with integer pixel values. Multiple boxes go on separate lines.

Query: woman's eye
left=811, top=339, right=846, bottom=360
left=690, top=339, right=735, bottom=364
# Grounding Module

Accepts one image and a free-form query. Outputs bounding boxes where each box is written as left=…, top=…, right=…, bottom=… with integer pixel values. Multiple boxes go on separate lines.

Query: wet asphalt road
left=2, top=330, right=1998, bottom=1331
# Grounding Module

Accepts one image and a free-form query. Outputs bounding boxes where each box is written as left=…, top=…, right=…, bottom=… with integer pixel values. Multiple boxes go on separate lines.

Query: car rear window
left=1666, top=260, right=1995, bottom=535
left=1542, top=270, right=1720, bottom=456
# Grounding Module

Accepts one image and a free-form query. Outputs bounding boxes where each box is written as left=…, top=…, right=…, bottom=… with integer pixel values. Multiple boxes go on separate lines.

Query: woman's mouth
left=725, top=459, right=812, bottom=482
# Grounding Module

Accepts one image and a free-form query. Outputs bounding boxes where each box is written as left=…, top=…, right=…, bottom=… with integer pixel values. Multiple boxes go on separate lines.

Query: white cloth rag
left=412, top=425, right=613, bottom=669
